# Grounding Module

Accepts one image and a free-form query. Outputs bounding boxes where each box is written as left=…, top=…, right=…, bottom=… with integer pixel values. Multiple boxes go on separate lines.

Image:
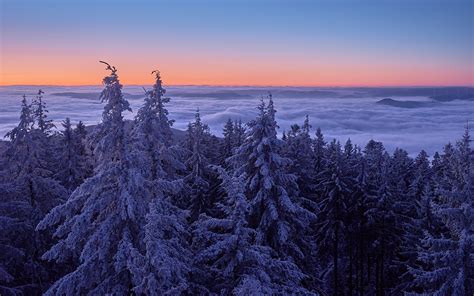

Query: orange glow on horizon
left=1, top=52, right=473, bottom=87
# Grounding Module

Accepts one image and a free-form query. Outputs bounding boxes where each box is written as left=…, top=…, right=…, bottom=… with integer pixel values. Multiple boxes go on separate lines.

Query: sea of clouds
left=0, top=85, right=472, bottom=157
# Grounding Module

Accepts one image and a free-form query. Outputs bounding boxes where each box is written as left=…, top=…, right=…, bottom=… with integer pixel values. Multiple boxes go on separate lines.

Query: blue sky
left=1, top=0, right=473, bottom=86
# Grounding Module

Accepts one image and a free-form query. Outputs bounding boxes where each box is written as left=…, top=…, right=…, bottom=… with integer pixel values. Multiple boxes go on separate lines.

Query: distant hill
left=348, top=86, right=474, bottom=101
left=376, top=98, right=432, bottom=108
left=431, top=92, right=474, bottom=102
left=52, top=92, right=145, bottom=100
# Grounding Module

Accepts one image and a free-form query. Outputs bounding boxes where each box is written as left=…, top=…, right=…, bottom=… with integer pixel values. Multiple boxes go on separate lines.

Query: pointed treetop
left=62, top=117, right=71, bottom=128
left=99, top=60, right=117, bottom=75
left=151, top=69, right=166, bottom=95
left=344, top=138, right=353, bottom=151
left=195, top=108, right=202, bottom=122
left=462, top=121, right=470, bottom=141
left=98, top=61, right=131, bottom=124
left=302, top=115, right=311, bottom=134
left=257, top=96, right=266, bottom=116
left=315, top=127, right=324, bottom=141
left=32, top=89, right=55, bottom=133
left=5, top=94, right=34, bottom=140
left=267, top=92, right=276, bottom=120
left=151, top=69, right=160, bottom=77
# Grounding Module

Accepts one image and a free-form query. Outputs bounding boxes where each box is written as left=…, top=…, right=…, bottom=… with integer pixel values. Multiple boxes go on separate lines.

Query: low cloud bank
left=1, top=86, right=472, bottom=157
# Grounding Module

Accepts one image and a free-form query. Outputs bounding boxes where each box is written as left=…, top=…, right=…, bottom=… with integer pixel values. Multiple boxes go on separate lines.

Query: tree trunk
left=359, top=233, right=364, bottom=296
left=334, top=225, right=339, bottom=296
left=349, top=236, right=353, bottom=296
left=367, top=253, right=371, bottom=293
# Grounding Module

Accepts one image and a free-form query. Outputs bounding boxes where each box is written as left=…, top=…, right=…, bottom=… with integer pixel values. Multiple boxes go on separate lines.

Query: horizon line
left=1, top=83, right=473, bottom=88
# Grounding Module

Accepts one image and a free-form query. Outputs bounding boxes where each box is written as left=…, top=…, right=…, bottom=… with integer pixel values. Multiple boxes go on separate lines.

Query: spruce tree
left=185, top=109, right=211, bottom=221
left=283, top=115, right=314, bottom=197
left=130, top=69, right=191, bottom=295
left=229, top=95, right=315, bottom=292
left=315, top=139, right=353, bottom=295
left=55, top=118, right=89, bottom=191
left=0, top=94, right=66, bottom=294
left=193, top=166, right=314, bottom=295
left=220, top=118, right=235, bottom=164
left=133, top=70, right=185, bottom=181
left=32, top=89, right=55, bottom=135
left=409, top=129, right=473, bottom=295
left=233, top=119, right=245, bottom=148
left=37, top=62, right=172, bottom=295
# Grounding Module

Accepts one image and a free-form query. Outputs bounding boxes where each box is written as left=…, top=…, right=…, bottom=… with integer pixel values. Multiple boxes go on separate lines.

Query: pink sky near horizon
left=1, top=50, right=473, bottom=87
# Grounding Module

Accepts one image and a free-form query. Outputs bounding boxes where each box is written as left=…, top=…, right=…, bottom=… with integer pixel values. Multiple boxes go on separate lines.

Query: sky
left=0, top=0, right=473, bottom=86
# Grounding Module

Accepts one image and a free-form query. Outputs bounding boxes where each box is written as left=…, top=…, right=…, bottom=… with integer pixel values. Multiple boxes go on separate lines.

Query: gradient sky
left=1, top=0, right=473, bottom=86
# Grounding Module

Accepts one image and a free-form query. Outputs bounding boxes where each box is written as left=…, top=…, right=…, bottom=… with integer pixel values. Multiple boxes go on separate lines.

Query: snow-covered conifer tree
left=135, top=71, right=174, bottom=146
left=37, top=62, right=189, bottom=295
left=437, top=143, right=457, bottom=192
left=220, top=118, right=235, bottom=164
left=315, top=139, right=353, bottom=295
left=185, top=109, right=211, bottom=221
left=456, top=125, right=471, bottom=186
left=0, top=94, right=66, bottom=294
left=75, top=120, right=87, bottom=139
left=410, top=150, right=431, bottom=202
left=350, top=139, right=388, bottom=295
left=347, top=150, right=372, bottom=295
left=233, top=119, right=245, bottom=148
left=193, top=166, right=316, bottom=295
left=313, top=127, right=326, bottom=174
left=132, top=188, right=191, bottom=295
left=32, top=89, right=55, bottom=135
left=55, top=118, right=89, bottom=191
left=228, top=95, right=315, bottom=291
left=365, top=148, right=417, bottom=294
left=311, top=127, right=327, bottom=202
left=408, top=129, right=473, bottom=295
left=129, top=69, right=191, bottom=295
left=283, top=115, right=314, bottom=197
left=343, top=138, right=354, bottom=159
left=133, top=70, right=185, bottom=181
left=4, top=95, right=33, bottom=142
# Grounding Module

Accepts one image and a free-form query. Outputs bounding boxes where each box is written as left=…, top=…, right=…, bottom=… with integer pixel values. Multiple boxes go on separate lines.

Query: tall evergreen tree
left=283, top=115, right=314, bottom=197
left=313, top=127, right=326, bottom=175
left=409, top=129, right=473, bottom=295
left=37, top=62, right=180, bottom=295
left=185, top=110, right=211, bottom=221
left=220, top=118, right=235, bottom=164
left=410, top=150, right=432, bottom=203
left=193, top=166, right=315, bottom=295
left=0, top=94, right=66, bottom=294
left=229, top=95, right=315, bottom=292
left=130, top=69, right=191, bottom=295
left=55, top=118, right=89, bottom=191
left=349, top=151, right=372, bottom=296
left=32, top=90, right=55, bottom=135
left=315, top=139, right=353, bottom=295
left=233, top=119, right=246, bottom=148
left=75, top=121, right=87, bottom=140
left=312, top=127, right=327, bottom=202
left=133, top=70, right=185, bottom=181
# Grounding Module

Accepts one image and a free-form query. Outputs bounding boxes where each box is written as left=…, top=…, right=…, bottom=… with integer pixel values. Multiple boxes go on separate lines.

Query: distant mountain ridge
left=376, top=98, right=433, bottom=108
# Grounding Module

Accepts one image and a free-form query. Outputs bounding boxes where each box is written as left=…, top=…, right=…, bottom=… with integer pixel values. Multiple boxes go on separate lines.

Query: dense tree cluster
left=0, top=64, right=472, bottom=295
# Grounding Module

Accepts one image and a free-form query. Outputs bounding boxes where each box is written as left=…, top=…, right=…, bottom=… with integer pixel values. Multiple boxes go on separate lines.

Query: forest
left=0, top=63, right=472, bottom=296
